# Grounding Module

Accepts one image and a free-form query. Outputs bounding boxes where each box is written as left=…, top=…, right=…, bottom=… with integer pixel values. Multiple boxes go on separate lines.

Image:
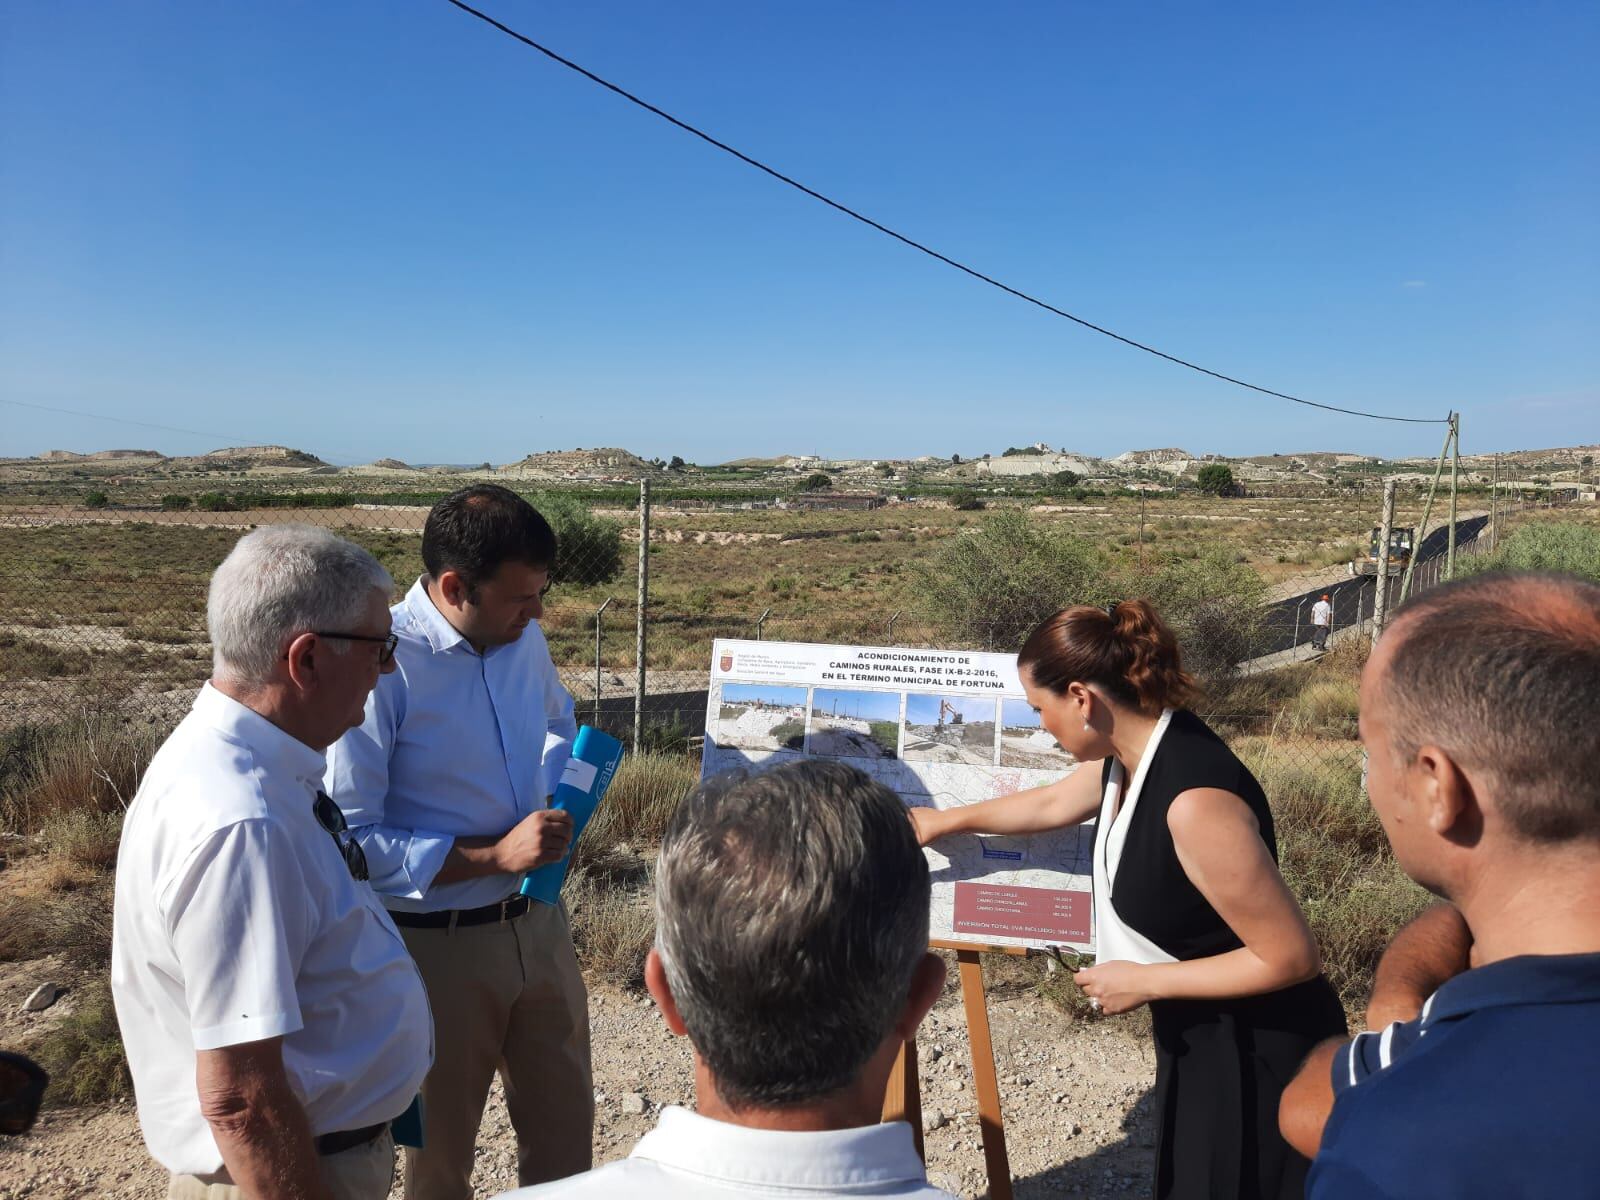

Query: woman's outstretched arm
left=910, top=758, right=1104, bottom=845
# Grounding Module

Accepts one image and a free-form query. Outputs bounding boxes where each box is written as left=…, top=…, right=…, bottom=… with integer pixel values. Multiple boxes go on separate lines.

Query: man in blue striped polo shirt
left=1279, top=571, right=1600, bottom=1198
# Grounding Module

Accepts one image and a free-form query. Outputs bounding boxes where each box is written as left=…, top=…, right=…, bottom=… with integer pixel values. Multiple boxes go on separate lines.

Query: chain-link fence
left=0, top=483, right=1570, bottom=742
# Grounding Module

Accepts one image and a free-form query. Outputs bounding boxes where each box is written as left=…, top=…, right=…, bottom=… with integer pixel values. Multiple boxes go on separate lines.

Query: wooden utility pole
left=1400, top=420, right=1455, bottom=604
left=1373, top=478, right=1397, bottom=641
left=1489, top=453, right=1499, bottom=553
left=1138, top=492, right=1147, bottom=570
left=1446, top=412, right=1461, bottom=579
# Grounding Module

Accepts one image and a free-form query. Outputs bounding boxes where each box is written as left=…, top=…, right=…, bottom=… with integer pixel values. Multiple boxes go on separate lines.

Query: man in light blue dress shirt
left=326, top=485, right=591, bottom=1200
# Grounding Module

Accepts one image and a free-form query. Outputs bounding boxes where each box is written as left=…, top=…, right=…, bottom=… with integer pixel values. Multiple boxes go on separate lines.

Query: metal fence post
left=755, top=607, right=771, bottom=641
left=1446, top=412, right=1460, bottom=580
left=593, top=596, right=614, bottom=727
left=634, top=479, right=649, bottom=752
left=888, top=609, right=903, bottom=642
left=1294, top=599, right=1306, bottom=653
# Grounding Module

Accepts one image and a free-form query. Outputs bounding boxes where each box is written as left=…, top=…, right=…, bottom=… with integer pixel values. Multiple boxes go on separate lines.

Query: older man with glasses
left=111, top=525, right=433, bottom=1200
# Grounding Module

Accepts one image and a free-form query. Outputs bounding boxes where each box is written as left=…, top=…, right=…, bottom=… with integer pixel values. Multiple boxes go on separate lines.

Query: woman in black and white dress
left=912, top=599, right=1345, bottom=1200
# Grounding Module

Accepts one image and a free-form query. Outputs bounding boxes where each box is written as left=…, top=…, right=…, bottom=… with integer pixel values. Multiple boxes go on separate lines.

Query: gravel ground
left=1, top=978, right=1157, bottom=1200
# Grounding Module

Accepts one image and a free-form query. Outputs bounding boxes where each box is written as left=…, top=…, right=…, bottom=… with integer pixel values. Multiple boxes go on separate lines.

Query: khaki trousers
left=399, top=902, right=593, bottom=1200
left=167, top=1129, right=395, bottom=1199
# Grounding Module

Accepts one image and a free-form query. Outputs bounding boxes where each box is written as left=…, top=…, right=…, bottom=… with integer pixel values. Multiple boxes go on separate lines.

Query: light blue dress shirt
left=324, top=578, right=577, bottom=913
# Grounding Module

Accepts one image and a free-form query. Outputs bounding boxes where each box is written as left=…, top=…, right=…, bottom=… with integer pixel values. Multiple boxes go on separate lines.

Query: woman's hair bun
left=1019, top=597, right=1197, bottom=715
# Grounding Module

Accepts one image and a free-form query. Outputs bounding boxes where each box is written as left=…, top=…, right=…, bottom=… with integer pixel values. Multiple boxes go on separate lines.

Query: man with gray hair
left=112, top=526, right=433, bottom=1200
left=493, top=759, right=952, bottom=1199
left=1279, top=571, right=1600, bottom=1197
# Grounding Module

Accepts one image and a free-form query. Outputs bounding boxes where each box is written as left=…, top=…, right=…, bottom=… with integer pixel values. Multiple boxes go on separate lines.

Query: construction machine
left=1351, top=526, right=1415, bottom=577
left=935, top=699, right=964, bottom=728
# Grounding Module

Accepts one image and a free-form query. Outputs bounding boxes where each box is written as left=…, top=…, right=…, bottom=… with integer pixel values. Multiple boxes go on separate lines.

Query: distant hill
left=500, top=447, right=659, bottom=479
left=1111, top=448, right=1193, bottom=467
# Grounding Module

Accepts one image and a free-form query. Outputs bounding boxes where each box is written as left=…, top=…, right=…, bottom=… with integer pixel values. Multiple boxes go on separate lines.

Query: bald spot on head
left=1376, top=571, right=1600, bottom=844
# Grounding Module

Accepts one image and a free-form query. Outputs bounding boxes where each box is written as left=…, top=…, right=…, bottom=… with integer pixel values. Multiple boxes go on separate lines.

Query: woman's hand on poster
left=907, top=805, right=944, bottom=848
left=1074, top=960, right=1156, bottom=1015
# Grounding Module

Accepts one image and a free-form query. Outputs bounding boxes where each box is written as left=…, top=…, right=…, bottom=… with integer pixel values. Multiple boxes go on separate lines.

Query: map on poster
left=701, top=638, right=1095, bottom=953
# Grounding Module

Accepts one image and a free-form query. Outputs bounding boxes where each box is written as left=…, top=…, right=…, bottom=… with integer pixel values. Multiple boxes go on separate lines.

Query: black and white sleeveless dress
left=1093, top=708, right=1346, bottom=1200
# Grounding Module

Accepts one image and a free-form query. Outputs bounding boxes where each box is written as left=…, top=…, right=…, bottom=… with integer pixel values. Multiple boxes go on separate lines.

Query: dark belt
left=387, top=893, right=531, bottom=929
left=314, top=1121, right=387, bottom=1156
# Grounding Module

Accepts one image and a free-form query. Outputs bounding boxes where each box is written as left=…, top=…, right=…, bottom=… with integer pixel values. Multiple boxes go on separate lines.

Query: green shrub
left=82, top=491, right=109, bottom=509
left=535, top=495, right=625, bottom=586
left=194, top=492, right=238, bottom=512
left=159, top=494, right=192, bottom=511
left=947, top=488, right=983, bottom=511
left=1129, top=546, right=1270, bottom=687
left=1462, top=522, right=1600, bottom=581
left=36, top=979, right=131, bottom=1105
left=1197, top=464, right=1236, bottom=496
left=916, top=509, right=1110, bottom=649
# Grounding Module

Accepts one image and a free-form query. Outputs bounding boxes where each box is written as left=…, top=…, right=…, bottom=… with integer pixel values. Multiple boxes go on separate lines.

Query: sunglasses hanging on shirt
left=313, top=791, right=370, bottom=882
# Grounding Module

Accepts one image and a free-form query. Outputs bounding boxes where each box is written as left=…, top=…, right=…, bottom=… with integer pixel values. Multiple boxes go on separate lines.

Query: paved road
left=1260, top=515, right=1490, bottom=656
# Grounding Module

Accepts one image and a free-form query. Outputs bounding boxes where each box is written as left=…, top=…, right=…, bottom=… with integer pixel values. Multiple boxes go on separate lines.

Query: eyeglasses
left=313, top=790, right=370, bottom=883
left=314, top=631, right=400, bottom=667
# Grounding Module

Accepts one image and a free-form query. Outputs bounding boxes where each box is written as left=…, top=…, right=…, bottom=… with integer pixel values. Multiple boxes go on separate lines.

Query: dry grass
left=566, top=863, right=656, bottom=990
left=1243, top=738, right=1431, bottom=1006
left=566, top=751, right=698, bottom=986
left=1283, top=677, right=1362, bottom=740
left=1, top=713, right=164, bottom=835
left=580, top=751, right=698, bottom=851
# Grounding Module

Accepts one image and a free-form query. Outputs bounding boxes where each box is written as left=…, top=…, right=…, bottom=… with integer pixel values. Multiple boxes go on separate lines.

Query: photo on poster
left=998, top=697, right=1077, bottom=770
left=808, top=689, right=901, bottom=759
left=716, top=683, right=808, bottom=752
left=901, top=694, right=998, bottom=766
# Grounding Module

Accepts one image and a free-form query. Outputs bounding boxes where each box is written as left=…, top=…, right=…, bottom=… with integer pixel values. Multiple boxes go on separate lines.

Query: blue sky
left=3, top=2, right=1595, bottom=465
left=906, top=694, right=995, bottom=726
left=721, top=682, right=804, bottom=708
left=813, top=688, right=901, bottom=723
left=1001, top=698, right=1042, bottom=731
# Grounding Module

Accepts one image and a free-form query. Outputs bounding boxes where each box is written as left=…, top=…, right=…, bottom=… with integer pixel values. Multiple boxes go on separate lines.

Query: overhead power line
left=442, top=0, right=1449, bottom=426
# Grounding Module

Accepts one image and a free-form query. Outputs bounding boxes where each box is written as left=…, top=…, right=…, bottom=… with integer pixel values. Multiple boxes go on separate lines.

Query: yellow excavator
left=935, top=699, right=964, bottom=728
left=1352, top=526, right=1415, bottom=577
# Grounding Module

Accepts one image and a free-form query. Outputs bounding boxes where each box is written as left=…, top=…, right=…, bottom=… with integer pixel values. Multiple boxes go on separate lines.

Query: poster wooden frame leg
left=958, top=948, right=1012, bottom=1200
left=884, top=942, right=1022, bottom=1200
left=881, top=1036, right=924, bottom=1160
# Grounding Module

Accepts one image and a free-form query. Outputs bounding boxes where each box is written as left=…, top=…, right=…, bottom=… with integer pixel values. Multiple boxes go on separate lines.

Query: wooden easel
left=882, top=939, right=1029, bottom=1200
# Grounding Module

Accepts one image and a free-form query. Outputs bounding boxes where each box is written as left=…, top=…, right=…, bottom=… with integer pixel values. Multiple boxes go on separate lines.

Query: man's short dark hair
left=421, top=485, right=556, bottom=594
left=1382, top=571, right=1600, bottom=842
left=655, top=760, right=930, bottom=1110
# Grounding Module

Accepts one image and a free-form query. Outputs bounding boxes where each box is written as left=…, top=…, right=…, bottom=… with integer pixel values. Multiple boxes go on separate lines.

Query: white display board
left=701, top=639, right=1094, bottom=953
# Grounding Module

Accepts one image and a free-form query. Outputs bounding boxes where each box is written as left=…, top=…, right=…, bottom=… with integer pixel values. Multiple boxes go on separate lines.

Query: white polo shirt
left=492, top=1106, right=954, bottom=1198
left=111, top=684, right=434, bottom=1176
